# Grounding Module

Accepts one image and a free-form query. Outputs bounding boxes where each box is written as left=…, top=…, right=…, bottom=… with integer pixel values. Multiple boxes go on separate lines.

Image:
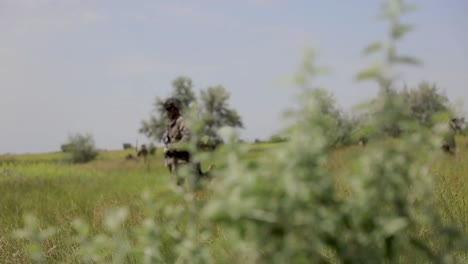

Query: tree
left=61, top=133, right=98, bottom=163
left=148, top=143, right=157, bottom=155
left=140, top=76, right=196, bottom=141
left=355, top=82, right=453, bottom=140
left=288, top=87, right=356, bottom=147
left=268, top=134, right=288, bottom=143
left=402, top=82, right=451, bottom=127
left=122, top=143, right=133, bottom=150
left=199, top=86, right=243, bottom=145
left=171, top=76, right=196, bottom=109
left=139, top=113, right=167, bottom=142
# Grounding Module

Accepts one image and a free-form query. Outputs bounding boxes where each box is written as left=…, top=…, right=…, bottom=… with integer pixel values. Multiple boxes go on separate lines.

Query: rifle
left=162, top=131, right=191, bottom=162
left=162, top=131, right=213, bottom=178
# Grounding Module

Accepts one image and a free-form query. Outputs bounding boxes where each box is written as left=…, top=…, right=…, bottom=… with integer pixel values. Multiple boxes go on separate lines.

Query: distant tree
left=148, top=143, right=157, bottom=155
left=171, top=76, right=196, bottom=109
left=140, top=76, right=197, bottom=141
left=140, top=113, right=167, bottom=142
left=61, top=133, right=98, bottom=163
left=402, top=82, right=451, bottom=127
left=268, top=134, right=288, bottom=143
left=61, top=143, right=73, bottom=152
left=356, top=82, right=453, bottom=139
left=290, top=88, right=355, bottom=147
left=199, top=86, right=243, bottom=144
left=122, top=143, right=133, bottom=150
left=254, top=139, right=263, bottom=144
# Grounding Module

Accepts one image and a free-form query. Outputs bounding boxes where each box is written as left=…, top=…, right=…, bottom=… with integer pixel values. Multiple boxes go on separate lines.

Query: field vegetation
left=1, top=0, right=468, bottom=263
left=1, top=138, right=467, bottom=263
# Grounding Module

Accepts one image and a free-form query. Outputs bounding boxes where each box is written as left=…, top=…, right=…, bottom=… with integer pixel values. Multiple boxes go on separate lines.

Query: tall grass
left=0, top=153, right=169, bottom=263
left=1, top=140, right=467, bottom=263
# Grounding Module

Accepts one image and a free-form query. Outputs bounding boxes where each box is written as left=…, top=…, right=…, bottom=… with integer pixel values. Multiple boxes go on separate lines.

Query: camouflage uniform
left=163, top=98, right=212, bottom=187
left=164, top=114, right=191, bottom=184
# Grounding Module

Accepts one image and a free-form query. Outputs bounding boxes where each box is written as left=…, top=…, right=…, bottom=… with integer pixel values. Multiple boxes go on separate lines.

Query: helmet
left=163, top=98, right=181, bottom=111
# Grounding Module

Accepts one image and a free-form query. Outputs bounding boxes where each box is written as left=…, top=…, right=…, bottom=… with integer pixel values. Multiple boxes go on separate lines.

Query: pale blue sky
left=1, top=0, right=467, bottom=154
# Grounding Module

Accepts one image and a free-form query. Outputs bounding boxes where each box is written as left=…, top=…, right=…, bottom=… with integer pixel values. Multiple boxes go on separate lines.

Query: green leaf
left=391, top=55, right=422, bottom=66
left=377, top=2, right=396, bottom=20
left=392, top=23, right=413, bottom=40
left=363, top=42, right=384, bottom=55
left=356, top=64, right=383, bottom=81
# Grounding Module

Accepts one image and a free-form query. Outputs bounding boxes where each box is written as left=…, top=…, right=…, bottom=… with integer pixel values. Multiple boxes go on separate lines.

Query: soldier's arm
left=178, top=118, right=191, bottom=142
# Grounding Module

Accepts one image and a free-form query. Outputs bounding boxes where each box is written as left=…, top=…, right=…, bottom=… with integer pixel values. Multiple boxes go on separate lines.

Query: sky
left=1, top=0, right=467, bottom=154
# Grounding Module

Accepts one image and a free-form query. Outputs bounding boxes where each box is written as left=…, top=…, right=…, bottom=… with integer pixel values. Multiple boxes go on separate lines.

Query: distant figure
left=162, top=98, right=212, bottom=187
left=137, top=144, right=148, bottom=158
left=442, top=118, right=461, bottom=155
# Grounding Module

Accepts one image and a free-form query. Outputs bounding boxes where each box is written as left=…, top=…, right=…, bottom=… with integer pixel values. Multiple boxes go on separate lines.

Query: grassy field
left=0, top=140, right=467, bottom=263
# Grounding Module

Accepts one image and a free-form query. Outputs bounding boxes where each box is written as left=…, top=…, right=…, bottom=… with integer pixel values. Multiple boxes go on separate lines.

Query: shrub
left=61, top=133, right=98, bottom=163
left=122, top=143, right=134, bottom=150
left=60, top=143, right=73, bottom=152
left=254, top=138, right=263, bottom=144
left=148, top=143, right=157, bottom=155
left=268, top=134, right=288, bottom=143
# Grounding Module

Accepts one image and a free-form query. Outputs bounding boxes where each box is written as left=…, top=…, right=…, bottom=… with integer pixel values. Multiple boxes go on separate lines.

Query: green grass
left=0, top=151, right=171, bottom=263
left=332, top=137, right=468, bottom=224
left=0, top=140, right=467, bottom=263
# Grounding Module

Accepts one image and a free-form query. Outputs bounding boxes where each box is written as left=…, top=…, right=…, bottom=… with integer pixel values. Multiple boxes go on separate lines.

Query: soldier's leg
left=166, top=158, right=184, bottom=185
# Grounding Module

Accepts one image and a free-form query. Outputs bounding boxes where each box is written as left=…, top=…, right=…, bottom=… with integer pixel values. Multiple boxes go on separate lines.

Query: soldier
left=137, top=144, right=148, bottom=158
left=162, top=98, right=211, bottom=187
left=136, top=144, right=149, bottom=164
left=442, top=118, right=461, bottom=155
